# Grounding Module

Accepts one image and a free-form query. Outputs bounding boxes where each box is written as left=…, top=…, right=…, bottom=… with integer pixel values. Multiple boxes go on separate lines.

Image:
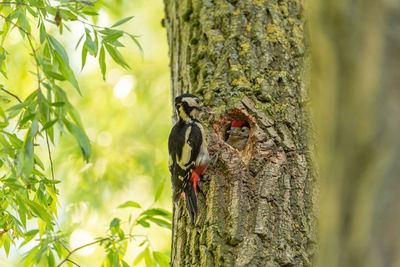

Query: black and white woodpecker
left=226, top=120, right=250, bottom=150
left=168, top=94, right=209, bottom=225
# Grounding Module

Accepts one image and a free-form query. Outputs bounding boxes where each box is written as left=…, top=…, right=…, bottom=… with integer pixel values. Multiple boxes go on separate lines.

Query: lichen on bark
left=164, top=0, right=315, bottom=266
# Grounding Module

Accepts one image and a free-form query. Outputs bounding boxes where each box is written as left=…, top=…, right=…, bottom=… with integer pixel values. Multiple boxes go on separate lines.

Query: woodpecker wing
left=168, top=122, right=203, bottom=202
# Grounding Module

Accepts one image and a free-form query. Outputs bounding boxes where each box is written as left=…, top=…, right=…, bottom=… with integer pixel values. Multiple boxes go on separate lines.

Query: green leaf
left=104, top=44, right=129, bottom=69
left=19, top=112, right=36, bottom=126
left=57, top=55, right=81, bottom=94
left=64, top=100, right=84, bottom=128
left=34, top=153, right=45, bottom=170
left=144, top=247, right=152, bottom=267
left=146, top=217, right=171, bottom=229
left=84, top=31, right=97, bottom=56
left=4, top=234, right=10, bottom=257
left=26, top=200, right=53, bottom=223
left=41, top=119, right=58, bottom=131
left=6, top=102, right=26, bottom=114
left=47, top=35, right=69, bottom=64
left=132, top=247, right=146, bottom=266
left=17, top=9, right=31, bottom=35
left=23, top=245, right=39, bottom=267
left=47, top=71, right=65, bottom=81
left=110, top=217, right=120, bottom=228
left=45, top=6, right=57, bottom=16
left=63, top=119, right=91, bottom=161
left=121, top=260, right=130, bottom=267
left=153, top=251, right=169, bottom=267
left=100, top=28, right=124, bottom=43
left=81, top=46, right=88, bottom=70
left=39, top=23, right=46, bottom=44
left=50, top=102, right=65, bottom=107
left=0, top=106, right=5, bottom=119
left=136, top=219, right=150, bottom=228
left=128, top=34, right=143, bottom=57
left=154, top=178, right=165, bottom=202
left=99, top=45, right=106, bottom=80
left=53, top=242, right=64, bottom=259
left=47, top=250, right=55, bottom=267
left=93, top=30, right=99, bottom=55
left=20, top=229, right=38, bottom=248
left=59, top=10, right=78, bottom=21
left=75, top=34, right=85, bottom=50
left=117, top=200, right=141, bottom=209
left=27, top=119, right=39, bottom=139
left=140, top=208, right=172, bottom=220
left=20, top=119, right=39, bottom=177
left=0, top=121, right=9, bottom=128
left=40, top=178, right=61, bottom=185
left=111, top=16, right=134, bottom=28
left=82, top=11, right=98, bottom=16
left=26, top=5, right=37, bottom=17
left=17, top=200, right=27, bottom=228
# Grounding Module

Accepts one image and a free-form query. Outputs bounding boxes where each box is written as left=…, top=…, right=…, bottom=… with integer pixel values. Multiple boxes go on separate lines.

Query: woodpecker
left=226, top=120, right=250, bottom=150
left=168, top=94, right=209, bottom=225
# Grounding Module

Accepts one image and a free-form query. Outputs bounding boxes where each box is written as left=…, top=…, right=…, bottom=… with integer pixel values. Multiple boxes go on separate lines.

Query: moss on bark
left=164, top=0, right=315, bottom=266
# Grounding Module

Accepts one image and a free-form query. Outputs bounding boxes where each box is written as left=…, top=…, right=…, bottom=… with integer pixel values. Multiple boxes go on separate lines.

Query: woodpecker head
left=175, top=94, right=204, bottom=122
left=226, top=120, right=250, bottom=150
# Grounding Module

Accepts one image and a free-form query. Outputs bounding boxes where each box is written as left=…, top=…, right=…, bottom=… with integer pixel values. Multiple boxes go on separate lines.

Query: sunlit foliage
left=0, top=0, right=171, bottom=266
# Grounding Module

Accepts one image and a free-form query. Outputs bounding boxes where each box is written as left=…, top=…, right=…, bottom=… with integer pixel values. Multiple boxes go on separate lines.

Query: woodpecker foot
left=210, top=147, right=223, bottom=166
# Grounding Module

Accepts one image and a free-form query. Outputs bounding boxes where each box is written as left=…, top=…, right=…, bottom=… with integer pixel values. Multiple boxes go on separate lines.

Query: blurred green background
left=0, top=0, right=172, bottom=265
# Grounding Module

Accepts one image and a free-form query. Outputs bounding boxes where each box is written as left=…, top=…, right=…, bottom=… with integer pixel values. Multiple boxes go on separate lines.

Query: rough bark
left=164, top=0, right=315, bottom=266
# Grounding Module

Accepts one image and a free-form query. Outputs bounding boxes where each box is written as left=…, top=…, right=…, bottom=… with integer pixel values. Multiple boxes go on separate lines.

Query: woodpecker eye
left=195, top=99, right=200, bottom=104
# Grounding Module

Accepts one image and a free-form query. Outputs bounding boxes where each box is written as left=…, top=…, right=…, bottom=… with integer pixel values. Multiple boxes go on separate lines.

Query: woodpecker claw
left=211, top=147, right=223, bottom=166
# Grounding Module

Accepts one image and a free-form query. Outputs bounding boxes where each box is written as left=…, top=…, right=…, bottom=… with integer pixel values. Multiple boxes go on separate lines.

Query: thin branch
left=66, top=259, right=80, bottom=267
left=54, top=239, right=81, bottom=266
left=54, top=238, right=70, bottom=253
left=56, top=237, right=110, bottom=267
left=0, top=1, right=94, bottom=10
left=56, top=234, right=136, bottom=267
left=0, top=13, right=57, bottom=192
left=0, top=88, right=22, bottom=103
left=0, top=2, right=45, bottom=10
left=0, top=14, right=40, bottom=85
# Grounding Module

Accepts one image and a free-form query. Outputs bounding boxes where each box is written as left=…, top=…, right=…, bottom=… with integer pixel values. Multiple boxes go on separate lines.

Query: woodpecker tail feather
left=184, top=181, right=198, bottom=225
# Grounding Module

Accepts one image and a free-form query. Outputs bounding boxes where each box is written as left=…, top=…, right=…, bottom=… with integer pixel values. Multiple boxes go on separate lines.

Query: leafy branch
left=0, top=87, right=22, bottom=103
left=56, top=237, right=118, bottom=267
left=50, top=201, right=171, bottom=267
left=0, top=0, right=145, bottom=266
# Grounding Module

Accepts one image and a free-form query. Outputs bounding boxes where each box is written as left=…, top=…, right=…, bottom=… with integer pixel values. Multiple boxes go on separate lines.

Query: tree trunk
left=164, top=0, right=315, bottom=266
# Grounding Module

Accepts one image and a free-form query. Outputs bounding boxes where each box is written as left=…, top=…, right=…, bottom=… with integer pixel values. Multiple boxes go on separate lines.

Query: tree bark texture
left=164, top=0, right=315, bottom=266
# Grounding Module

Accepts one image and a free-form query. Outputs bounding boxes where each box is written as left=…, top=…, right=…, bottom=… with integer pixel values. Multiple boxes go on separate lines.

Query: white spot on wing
left=177, top=126, right=193, bottom=169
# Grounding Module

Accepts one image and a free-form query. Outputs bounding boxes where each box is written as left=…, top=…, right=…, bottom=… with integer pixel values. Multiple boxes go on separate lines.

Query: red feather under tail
left=190, top=171, right=200, bottom=192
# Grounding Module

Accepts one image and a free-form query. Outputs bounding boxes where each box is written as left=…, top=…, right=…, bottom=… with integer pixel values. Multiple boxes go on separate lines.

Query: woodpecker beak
left=227, top=129, right=240, bottom=136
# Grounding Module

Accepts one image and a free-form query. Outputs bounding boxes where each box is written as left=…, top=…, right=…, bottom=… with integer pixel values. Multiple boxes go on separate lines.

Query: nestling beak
left=227, top=129, right=240, bottom=136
